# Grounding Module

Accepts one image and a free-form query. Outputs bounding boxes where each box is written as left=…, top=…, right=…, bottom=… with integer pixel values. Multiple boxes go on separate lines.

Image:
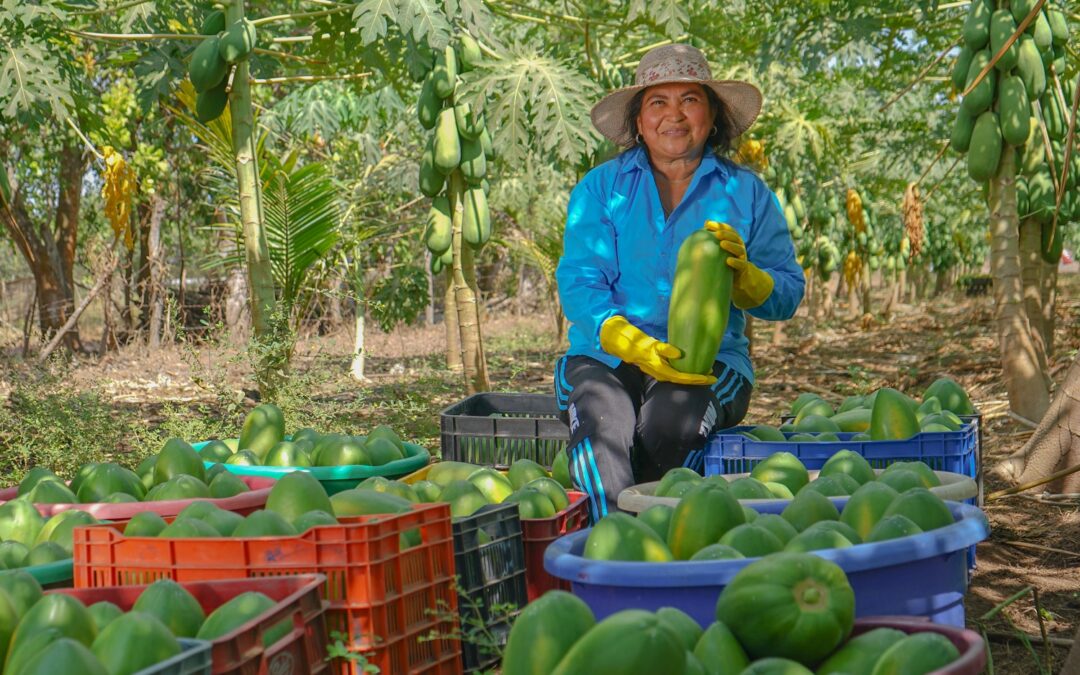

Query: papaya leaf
left=353, top=0, right=451, bottom=48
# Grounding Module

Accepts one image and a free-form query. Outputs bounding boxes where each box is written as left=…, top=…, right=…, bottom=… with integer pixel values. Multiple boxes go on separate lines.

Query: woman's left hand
left=704, top=220, right=775, bottom=310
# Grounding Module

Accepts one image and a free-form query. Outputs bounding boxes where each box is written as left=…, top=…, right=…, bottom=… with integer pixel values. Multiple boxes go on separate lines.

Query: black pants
left=553, top=355, right=752, bottom=522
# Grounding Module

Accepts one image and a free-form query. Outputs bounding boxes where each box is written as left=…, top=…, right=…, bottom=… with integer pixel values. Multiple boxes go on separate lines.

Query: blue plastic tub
left=705, top=422, right=978, bottom=481
left=544, top=500, right=989, bottom=629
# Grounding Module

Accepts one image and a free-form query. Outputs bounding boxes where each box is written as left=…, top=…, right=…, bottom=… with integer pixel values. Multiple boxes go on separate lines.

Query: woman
left=553, top=44, right=805, bottom=521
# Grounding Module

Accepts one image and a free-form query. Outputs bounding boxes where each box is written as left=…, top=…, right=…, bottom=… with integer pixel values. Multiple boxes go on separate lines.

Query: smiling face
left=635, top=82, right=714, bottom=164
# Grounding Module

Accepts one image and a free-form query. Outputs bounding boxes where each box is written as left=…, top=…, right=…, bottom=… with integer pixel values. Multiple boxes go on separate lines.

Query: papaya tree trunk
left=448, top=171, right=489, bottom=392
left=859, top=261, right=872, bottom=315
left=1018, top=217, right=1049, bottom=371
left=226, top=0, right=275, bottom=342
left=988, top=146, right=1050, bottom=422
left=1040, top=259, right=1057, bottom=358
left=146, top=194, right=166, bottom=349
left=444, top=280, right=463, bottom=372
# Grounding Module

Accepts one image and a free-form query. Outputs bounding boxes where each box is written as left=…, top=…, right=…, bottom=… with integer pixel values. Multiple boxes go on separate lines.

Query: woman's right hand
left=599, top=316, right=715, bottom=385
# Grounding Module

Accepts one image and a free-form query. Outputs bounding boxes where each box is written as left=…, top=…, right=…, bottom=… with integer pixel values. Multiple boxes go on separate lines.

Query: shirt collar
left=619, top=145, right=731, bottom=181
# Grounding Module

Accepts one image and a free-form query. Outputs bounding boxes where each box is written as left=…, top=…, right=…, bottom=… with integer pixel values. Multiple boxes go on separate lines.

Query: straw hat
left=590, top=44, right=763, bottom=147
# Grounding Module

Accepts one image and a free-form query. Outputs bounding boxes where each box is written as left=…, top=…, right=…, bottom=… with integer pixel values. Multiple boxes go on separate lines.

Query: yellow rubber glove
left=704, top=220, right=775, bottom=310
left=599, top=316, right=716, bottom=386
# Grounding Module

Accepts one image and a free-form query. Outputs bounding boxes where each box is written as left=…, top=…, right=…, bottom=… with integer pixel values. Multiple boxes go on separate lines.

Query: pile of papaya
left=0, top=568, right=289, bottom=674
left=0, top=501, right=104, bottom=571
left=416, top=32, right=495, bottom=273
left=503, top=553, right=964, bottom=674
left=187, top=8, right=257, bottom=123
left=741, top=376, right=975, bottom=443
left=951, top=0, right=1075, bottom=257
left=404, top=457, right=573, bottom=520
left=194, top=403, right=421, bottom=469
left=655, top=449, right=946, bottom=501
left=586, top=464, right=956, bottom=562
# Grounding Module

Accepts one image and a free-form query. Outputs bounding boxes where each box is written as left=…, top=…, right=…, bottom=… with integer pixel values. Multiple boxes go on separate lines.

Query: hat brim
left=590, top=79, right=763, bottom=147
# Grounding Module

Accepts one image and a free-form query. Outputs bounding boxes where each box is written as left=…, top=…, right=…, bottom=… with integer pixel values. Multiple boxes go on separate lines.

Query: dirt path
left=2, top=276, right=1078, bottom=673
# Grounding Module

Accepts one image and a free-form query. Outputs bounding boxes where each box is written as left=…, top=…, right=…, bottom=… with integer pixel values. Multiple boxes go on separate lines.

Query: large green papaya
left=990, top=10, right=1020, bottom=71
left=1041, top=219, right=1064, bottom=264
left=424, top=196, right=452, bottom=255
left=1020, top=116, right=1046, bottom=176
left=583, top=513, right=673, bottom=562
left=433, top=109, right=461, bottom=173
left=962, top=0, right=993, bottom=49
left=417, top=72, right=440, bottom=130
left=668, top=228, right=734, bottom=375
left=999, top=76, right=1031, bottom=147
left=432, top=46, right=458, bottom=99
left=454, top=102, right=483, bottom=139
left=667, top=483, right=744, bottom=560
left=457, top=33, right=482, bottom=72
left=1017, top=35, right=1047, bottom=100
left=869, top=387, right=921, bottom=441
left=1011, top=0, right=1036, bottom=24
left=1028, top=169, right=1056, bottom=224
left=961, top=50, right=995, bottom=116
left=1031, top=10, right=1054, bottom=52
left=238, top=403, right=286, bottom=461
left=1042, top=92, right=1066, bottom=141
left=1047, top=7, right=1069, bottom=45
left=479, top=125, right=494, bottom=160
left=188, top=36, right=228, bottom=93
left=461, top=187, right=491, bottom=248
left=219, top=19, right=256, bottom=64
left=950, top=107, right=975, bottom=153
left=549, top=610, right=686, bottom=675
left=502, top=591, right=595, bottom=675
left=459, top=136, right=486, bottom=183
left=419, top=137, right=445, bottom=198
left=196, top=80, right=229, bottom=124
left=967, top=111, right=1003, bottom=182
left=200, top=10, right=225, bottom=36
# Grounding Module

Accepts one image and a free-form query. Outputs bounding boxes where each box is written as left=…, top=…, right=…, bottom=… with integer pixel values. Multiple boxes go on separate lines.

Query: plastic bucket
left=197, top=441, right=431, bottom=495
left=23, top=558, right=74, bottom=588
left=0, top=476, right=275, bottom=521
left=617, top=469, right=978, bottom=513
left=544, top=501, right=989, bottom=628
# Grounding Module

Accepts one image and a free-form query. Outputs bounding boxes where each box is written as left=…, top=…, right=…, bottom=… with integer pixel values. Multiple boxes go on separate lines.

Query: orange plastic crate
left=54, top=574, right=328, bottom=675
left=521, top=492, right=589, bottom=601
left=72, top=503, right=462, bottom=675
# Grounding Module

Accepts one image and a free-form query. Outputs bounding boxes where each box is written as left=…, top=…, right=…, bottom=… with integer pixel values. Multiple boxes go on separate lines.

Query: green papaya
left=950, top=107, right=975, bottom=153
left=417, top=72, right=440, bottom=130
left=195, top=80, right=229, bottom=124
left=1047, top=7, right=1069, bottom=45
left=458, top=33, right=482, bottom=72
left=424, top=196, right=452, bottom=255
left=432, top=46, right=458, bottom=99
left=419, top=137, right=445, bottom=197
left=990, top=10, right=1020, bottom=71
left=1021, top=117, right=1045, bottom=175
left=219, top=19, right=256, bottom=64
left=454, top=103, right=483, bottom=139
left=1031, top=10, right=1053, bottom=53
left=961, top=50, right=995, bottom=116
left=1052, top=45, right=1066, bottom=78
left=967, top=111, right=1003, bottom=182
left=1028, top=170, right=1056, bottom=223
left=999, top=76, right=1031, bottom=146
left=479, top=125, right=494, bottom=160
left=200, top=10, right=226, bottom=36
left=1011, top=0, right=1036, bottom=25
left=1017, top=177, right=1030, bottom=216
left=433, top=109, right=461, bottom=173
left=1017, top=35, right=1047, bottom=100
left=962, top=0, right=993, bottom=49
left=459, top=136, right=487, bottom=183
left=1041, top=220, right=1064, bottom=264
left=1042, top=93, right=1066, bottom=141
left=462, top=186, right=491, bottom=248
left=668, top=229, right=734, bottom=375
left=188, top=36, right=228, bottom=93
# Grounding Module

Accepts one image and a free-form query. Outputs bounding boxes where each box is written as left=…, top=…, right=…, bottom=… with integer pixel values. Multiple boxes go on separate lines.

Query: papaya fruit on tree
left=219, top=19, right=256, bottom=64
left=433, top=108, right=461, bottom=173
left=188, top=36, right=228, bottom=93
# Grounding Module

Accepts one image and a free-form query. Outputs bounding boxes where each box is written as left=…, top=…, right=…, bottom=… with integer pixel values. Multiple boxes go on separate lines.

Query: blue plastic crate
left=544, top=500, right=989, bottom=629
left=705, top=421, right=978, bottom=480
left=135, top=639, right=211, bottom=675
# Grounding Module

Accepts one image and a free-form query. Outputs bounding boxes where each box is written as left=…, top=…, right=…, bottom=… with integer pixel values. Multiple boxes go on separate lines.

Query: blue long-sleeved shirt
left=556, top=145, right=805, bottom=385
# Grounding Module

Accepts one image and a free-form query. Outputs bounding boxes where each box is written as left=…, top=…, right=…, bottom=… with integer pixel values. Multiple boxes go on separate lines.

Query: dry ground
left=2, top=275, right=1080, bottom=674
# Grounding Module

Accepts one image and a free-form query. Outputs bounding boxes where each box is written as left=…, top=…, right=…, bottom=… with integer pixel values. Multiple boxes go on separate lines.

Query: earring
left=711, top=125, right=718, bottom=136
left=635, top=133, right=643, bottom=144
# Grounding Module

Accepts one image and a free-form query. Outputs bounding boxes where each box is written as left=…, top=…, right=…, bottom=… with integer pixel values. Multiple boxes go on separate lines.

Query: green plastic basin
left=196, top=440, right=432, bottom=495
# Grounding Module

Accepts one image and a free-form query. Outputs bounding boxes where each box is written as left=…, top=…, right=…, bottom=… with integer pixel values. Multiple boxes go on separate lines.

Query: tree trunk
left=0, top=142, right=85, bottom=351
left=1040, top=259, right=1057, bottom=358
left=147, top=195, right=166, bottom=349
left=226, top=0, right=275, bottom=341
left=859, top=261, right=872, bottom=315
left=444, top=279, right=462, bottom=372
left=225, top=266, right=248, bottom=341
left=1000, top=355, right=1080, bottom=493
left=988, top=145, right=1050, bottom=422
left=898, top=267, right=907, bottom=303
left=350, top=290, right=367, bottom=381
left=448, top=171, right=489, bottom=392
left=425, top=252, right=435, bottom=326
left=1018, top=217, right=1049, bottom=375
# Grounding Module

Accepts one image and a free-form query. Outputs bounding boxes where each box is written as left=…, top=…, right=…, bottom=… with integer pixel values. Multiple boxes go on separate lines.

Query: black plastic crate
left=441, top=393, right=570, bottom=469
left=452, top=502, right=528, bottom=673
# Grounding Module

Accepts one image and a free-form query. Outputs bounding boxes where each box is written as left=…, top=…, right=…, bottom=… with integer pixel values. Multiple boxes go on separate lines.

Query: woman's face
left=635, top=82, right=713, bottom=164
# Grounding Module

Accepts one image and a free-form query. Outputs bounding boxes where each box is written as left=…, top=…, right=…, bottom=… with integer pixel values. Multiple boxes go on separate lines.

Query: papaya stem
left=65, top=29, right=207, bottom=42
left=251, top=72, right=371, bottom=85
left=250, top=7, right=348, bottom=27
left=68, top=0, right=153, bottom=17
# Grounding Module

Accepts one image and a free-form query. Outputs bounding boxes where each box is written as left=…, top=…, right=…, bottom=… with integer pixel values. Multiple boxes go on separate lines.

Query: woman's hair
left=623, top=85, right=737, bottom=155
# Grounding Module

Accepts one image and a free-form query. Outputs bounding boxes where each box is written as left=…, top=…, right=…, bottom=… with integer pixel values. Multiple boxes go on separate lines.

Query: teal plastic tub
left=196, top=441, right=431, bottom=495
left=22, top=558, right=74, bottom=589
